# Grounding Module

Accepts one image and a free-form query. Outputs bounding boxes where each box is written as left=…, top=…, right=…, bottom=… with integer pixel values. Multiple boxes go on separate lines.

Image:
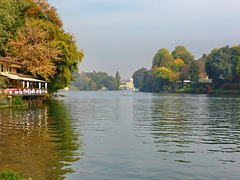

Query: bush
left=11, top=96, right=27, bottom=106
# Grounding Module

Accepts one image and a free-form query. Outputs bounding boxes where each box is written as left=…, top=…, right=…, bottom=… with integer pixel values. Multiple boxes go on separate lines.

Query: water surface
left=1, top=91, right=240, bottom=179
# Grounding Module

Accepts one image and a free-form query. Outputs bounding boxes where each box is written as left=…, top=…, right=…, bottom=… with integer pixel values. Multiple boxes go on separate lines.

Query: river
left=1, top=91, right=240, bottom=179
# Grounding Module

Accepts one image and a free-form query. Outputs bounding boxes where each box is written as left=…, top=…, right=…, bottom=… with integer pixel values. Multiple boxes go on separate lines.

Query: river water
left=1, top=91, right=240, bottom=179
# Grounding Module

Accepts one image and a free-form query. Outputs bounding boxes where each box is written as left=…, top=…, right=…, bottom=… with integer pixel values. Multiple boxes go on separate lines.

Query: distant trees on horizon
left=132, top=45, right=240, bottom=92
left=71, top=71, right=121, bottom=91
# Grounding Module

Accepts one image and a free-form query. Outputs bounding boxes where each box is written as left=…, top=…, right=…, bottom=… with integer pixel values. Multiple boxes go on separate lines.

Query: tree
left=132, top=68, right=148, bottom=89
left=152, top=48, right=174, bottom=69
left=7, top=20, right=60, bottom=81
left=171, top=46, right=194, bottom=64
left=115, top=71, right=121, bottom=90
left=179, top=64, right=189, bottom=83
left=198, top=54, right=207, bottom=62
left=72, top=71, right=118, bottom=91
left=231, top=46, right=240, bottom=81
left=172, top=59, right=184, bottom=72
left=140, top=70, right=154, bottom=92
left=0, top=77, right=9, bottom=89
left=189, top=60, right=200, bottom=82
left=153, top=67, right=173, bottom=91
left=2, top=0, right=84, bottom=93
left=49, top=29, right=84, bottom=93
left=205, top=46, right=233, bottom=82
left=26, top=0, right=63, bottom=28
left=0, top=0, right=30, bottom=56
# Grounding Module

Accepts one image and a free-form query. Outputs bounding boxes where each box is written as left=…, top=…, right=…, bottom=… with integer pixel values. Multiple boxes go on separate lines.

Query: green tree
left=205, top=46, right=234, bottom=82
left=115, top=71, right=121, bottom=90
left=140, top=70, right=154, bottom=92
left=189, top=60, right=200, bottom=82
left=231, top=46, right=240, bottom=81
left=171, top=46, right=194, bottom=64
left=0, top=0, right=30, bottom=56
left=132, top=67, right=148, bottom=89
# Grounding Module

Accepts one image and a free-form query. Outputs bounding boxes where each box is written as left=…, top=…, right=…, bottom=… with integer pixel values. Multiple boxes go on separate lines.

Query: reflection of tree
left=0, top=100, right=83, bottom=179
left=203, top=96, right=240, bottom=147
left=150, top=94, right=206, bottom=154
left=150, top=94, right=240, bottom=155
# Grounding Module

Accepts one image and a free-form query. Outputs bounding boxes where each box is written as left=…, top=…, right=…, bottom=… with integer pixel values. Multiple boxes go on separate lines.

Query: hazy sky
left=48, top=0, right=240, bottom=79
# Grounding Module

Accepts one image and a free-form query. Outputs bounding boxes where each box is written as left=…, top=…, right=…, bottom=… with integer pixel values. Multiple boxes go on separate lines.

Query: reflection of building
left=120, top=78, right=135, bottom=91
left=0, top=57, right=47, bottom=96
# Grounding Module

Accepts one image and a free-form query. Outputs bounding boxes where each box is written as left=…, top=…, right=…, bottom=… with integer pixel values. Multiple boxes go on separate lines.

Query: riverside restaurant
left=0, top=57, right=47, bottom=96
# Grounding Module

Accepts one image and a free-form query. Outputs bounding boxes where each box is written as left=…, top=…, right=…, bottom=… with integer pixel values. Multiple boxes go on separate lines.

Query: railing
left=1, top=89, right=47, bottom=96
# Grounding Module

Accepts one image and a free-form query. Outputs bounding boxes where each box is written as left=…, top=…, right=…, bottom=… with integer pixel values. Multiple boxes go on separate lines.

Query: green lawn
left=175, top=88, right=194, bottom=93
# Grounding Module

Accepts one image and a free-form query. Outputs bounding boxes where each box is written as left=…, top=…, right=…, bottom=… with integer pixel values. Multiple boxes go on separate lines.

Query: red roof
left=0, top=57, right=23, bottom=66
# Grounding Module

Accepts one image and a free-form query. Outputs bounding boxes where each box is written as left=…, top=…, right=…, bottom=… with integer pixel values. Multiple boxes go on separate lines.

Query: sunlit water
left=1, top=91, right=240, bottom=179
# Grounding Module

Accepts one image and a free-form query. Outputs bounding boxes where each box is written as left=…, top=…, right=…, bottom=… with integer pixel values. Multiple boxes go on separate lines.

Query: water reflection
left=0, top=100, right=83, bottom=179
left=148, top=94, right=240, bottom=162
left=132, top=93, right=240, bottom=179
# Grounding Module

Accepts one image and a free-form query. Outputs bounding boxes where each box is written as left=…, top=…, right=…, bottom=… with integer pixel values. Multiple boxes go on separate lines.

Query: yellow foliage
left=174, top=59, right=184, bottom=66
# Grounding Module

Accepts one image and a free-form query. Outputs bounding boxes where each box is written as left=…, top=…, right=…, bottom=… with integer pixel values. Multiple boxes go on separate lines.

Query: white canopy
left=1, top=73, right=46, bottom=82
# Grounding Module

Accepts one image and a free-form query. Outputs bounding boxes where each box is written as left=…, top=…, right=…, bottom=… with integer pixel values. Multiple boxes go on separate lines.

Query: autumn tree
left=0, top=77, right=9, bottom=89
left=153, top=67, right=174, bottom=91
left=26, top=0, right=62, bottom=28
left=179, top=64, right=189, bottom=83
left=3, top=0, right=84, bottom=93
left=172, top=59, right=184, bottom=72
left=7, top=20, right=60, bottom=81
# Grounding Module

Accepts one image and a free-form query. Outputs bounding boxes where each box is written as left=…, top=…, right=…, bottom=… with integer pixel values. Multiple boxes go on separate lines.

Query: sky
left=48, top=0, right=240, bottom=79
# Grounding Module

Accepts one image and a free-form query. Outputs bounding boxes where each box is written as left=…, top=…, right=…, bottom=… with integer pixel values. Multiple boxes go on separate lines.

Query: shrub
left=11, top=96, right=27, bottom=106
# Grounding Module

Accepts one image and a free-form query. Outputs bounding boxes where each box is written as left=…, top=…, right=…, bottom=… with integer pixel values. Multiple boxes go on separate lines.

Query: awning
left=1, top=73, right=46, bottom=82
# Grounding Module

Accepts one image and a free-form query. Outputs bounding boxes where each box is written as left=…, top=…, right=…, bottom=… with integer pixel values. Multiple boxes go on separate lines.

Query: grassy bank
left=210, top=89, right=240, bottom=95
left=175, top=88, right=240, bottom=95
left=175, top=87, right=207, bottom=94
left=175, top=88, right=194, bottom=93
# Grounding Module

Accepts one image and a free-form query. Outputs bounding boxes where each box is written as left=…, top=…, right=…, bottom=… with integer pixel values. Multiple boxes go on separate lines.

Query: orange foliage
left=26, top=0, right=62, bottom=28
left=7, top=20, right=61, bottom=81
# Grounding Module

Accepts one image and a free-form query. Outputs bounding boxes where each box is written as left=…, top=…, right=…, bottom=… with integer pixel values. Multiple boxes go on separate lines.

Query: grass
left=0, top=169, right=32, bottom=180
left=175, top=88, right=194, bottom=93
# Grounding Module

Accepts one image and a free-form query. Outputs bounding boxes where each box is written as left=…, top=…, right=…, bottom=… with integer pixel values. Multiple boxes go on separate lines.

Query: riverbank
left=175, top=88, right=240, bottom=95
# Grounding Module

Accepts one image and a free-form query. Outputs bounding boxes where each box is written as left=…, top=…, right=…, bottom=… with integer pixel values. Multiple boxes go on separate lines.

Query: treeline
left=71, top=71, right=121, bottom=91
left=132, top=45, right=240, bottom=92
left=0, top=0, right=83, bottom=93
